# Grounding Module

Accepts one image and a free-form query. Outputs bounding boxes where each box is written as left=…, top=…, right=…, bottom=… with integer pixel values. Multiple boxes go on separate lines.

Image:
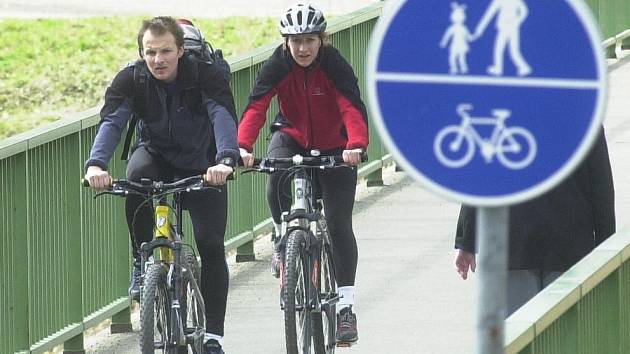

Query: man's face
left=287, top=33, right=321, bottom=67
left=141, top=30, right=184, bottom=82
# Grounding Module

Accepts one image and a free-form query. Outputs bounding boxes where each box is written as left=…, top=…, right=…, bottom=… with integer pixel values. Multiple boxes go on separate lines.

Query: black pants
left=126, top=146, right=229, bottom=336
left=267, top=132, right=359, bottom=286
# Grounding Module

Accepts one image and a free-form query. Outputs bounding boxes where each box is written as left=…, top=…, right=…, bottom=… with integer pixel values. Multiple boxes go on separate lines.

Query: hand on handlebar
left=239, top=147, right=254, bottom=168
left=84, top=166, right=111, bottom=191
left=342, top=148, right=364, bottom=166
left=206, top=164, right=233, bottom=186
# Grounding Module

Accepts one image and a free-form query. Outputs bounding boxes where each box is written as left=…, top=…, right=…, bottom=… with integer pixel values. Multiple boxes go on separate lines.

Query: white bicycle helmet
left=278, top=3, right=327, bottom=36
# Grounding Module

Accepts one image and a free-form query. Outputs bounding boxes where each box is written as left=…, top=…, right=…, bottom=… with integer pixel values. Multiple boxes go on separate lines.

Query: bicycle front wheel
left=284, top=230, right=313, bottom=354
left=140, top=263, right=174, bottom=354
left=180, top=248, right=205, bottom=354
left=497, top=127, right=537, bottom=169
left=313, top=218, right=337, bottom=354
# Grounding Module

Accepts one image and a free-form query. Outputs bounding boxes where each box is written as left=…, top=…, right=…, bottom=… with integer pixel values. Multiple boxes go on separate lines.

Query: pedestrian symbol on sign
left=440, top=0, right=532, bottom=77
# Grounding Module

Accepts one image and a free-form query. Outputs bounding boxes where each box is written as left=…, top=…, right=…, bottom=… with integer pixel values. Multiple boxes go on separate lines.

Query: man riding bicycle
left=83, top=16, right=237, bottom=354
left=238, top=3, right=369, bottom=345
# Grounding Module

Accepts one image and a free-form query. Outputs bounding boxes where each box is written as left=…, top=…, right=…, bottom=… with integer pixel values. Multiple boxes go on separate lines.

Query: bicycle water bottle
left=155, top=205, right=174, bottom=263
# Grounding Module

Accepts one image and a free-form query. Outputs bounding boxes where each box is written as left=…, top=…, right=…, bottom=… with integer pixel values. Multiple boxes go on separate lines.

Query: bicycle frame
left=140, top=194, right=187, bottom=349
left=455, top=104, right=511, bottom=161
left=86, top=176, right=208, bottom=353
left=142, top=186, right=213, bottom=353
left=246, top=153, right=362, bottom=354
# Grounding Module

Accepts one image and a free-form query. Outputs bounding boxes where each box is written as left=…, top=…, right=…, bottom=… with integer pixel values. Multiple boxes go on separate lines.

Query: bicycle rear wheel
left=313, top=219, right=337, bottom=354
left=284, top=230, right=313, bottom=354
left=180, top=248, right=205, bottom=354
left=140, top=263, right=174, bottom=354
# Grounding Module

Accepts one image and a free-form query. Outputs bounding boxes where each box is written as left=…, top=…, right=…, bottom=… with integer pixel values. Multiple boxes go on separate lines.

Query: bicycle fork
left=143, top=204, right=187, bottom=350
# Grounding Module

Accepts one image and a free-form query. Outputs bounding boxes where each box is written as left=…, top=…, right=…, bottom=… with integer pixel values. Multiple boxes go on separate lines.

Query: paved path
left=81, top=55, right=630, bottom=353
left=84, top=166, right=476, bottom=353
left=0, top=0, right=380, bottom=18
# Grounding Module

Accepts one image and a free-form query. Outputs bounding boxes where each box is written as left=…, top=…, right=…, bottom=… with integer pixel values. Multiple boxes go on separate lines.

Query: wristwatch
left=218, top=157, right=235, bottom=168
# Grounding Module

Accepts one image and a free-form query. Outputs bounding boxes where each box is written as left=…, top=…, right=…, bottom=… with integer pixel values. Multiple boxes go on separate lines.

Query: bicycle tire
left=312, top=219, right=337, bottom=354
left=284, top=229, right=313, bottom=354
left=179, top=248, right=205, bottom=354
left=497, top=127, right=537, bottom=170
left=181, top=247, right=201, bottom=284
left=434, top=126, right=475, bottom=168
left=140, top=263, right=174, bottom=354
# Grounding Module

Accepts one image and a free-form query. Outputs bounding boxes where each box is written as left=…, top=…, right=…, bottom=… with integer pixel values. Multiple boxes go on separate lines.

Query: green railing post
left=365, top=168, right=384, bottom=187
left=0, top=151, right=29, bottom=353
left=606, top=45, right=617, bottom=59
left=236, top=241, right=255, bottom=263
left=62, top=333, right=85, bottom=354
left=110, top=307, right=132, bottom=333
left=235, top=175, right=256, bottom=262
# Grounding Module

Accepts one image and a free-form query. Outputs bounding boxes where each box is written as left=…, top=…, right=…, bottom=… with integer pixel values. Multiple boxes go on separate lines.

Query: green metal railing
left=505, top=229, right=630, bottom=354
left=587, top=0, right=630, bottom=39
left=0, top=3, right=387, bottom=353
left=503, top=2, right=630, bottom=352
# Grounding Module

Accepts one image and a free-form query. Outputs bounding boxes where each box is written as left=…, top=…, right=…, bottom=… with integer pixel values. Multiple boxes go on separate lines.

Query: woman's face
left=287, top=33, right=322, bottom=67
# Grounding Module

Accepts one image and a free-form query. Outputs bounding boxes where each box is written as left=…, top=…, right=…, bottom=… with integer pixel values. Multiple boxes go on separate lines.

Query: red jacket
left=238, top=45, right=369, bottom=152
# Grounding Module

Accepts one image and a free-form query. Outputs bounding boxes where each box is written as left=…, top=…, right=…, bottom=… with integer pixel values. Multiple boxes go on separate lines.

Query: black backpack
left=120, top=19, right=231, bottom=160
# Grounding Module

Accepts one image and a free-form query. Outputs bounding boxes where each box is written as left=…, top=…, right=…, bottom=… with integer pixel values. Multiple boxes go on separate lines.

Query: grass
left=0, top=17, right=278, bottom=139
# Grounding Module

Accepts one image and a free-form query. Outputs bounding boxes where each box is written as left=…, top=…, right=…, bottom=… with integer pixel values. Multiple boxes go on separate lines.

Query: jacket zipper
left=158, top=87, right=173, bottom=138
left=304, top=68, right=314, bottom=149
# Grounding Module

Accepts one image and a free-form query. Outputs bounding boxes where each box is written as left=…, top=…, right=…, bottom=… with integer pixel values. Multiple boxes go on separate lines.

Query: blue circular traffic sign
left=367, top=0, right=607, bottom=206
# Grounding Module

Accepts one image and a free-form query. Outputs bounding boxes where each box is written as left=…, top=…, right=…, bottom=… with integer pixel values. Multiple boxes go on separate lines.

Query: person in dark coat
left=84, top=16, right=237, bottom=354
left=454, top=127, right=616, bottom=316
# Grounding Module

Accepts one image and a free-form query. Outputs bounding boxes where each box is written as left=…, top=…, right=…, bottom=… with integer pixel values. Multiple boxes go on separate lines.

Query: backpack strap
left=121, top=62, right=149, bottom=160
left=182, top=58, right=202, bottom=114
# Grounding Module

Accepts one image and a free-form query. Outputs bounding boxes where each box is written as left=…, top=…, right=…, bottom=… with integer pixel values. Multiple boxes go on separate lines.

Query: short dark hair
left=137, top=16, right=184, bottom=56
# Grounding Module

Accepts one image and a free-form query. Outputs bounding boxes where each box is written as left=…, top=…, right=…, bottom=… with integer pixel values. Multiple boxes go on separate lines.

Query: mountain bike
left=434, top=103, right=537, bottom=169
left=244, top=152, right=364, bottom=354
left=84, top=176, right=210, bottom=354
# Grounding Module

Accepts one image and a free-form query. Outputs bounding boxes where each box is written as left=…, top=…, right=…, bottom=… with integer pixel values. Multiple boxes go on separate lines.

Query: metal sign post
left=367, top=0, right=606, bottom=353
left=477, top=207, right=509, bottom=354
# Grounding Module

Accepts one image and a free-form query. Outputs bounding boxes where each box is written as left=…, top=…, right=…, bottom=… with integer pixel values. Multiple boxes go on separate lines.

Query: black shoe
left=336, top=307, right=358, bottom=346
left=128, top=260, right=141, bottom=302
left=203, top=339, right=225, bottom=354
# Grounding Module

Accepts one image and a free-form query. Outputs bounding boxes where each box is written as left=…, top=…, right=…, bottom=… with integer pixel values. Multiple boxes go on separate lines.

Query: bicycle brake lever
left=93, top=190, right=121, bottom=199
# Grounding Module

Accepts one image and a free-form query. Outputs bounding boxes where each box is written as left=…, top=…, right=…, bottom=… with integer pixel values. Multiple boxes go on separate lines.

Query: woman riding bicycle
left=238, top=3, right=369, bottom=345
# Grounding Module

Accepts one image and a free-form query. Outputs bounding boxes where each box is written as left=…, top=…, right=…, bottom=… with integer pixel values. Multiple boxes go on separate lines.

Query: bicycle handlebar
left=82, top=175, right=210, bottom=197
left=243, top=153, right=367, bottom=174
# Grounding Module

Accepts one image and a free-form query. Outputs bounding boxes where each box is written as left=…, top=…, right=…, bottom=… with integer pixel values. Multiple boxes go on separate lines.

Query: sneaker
left=203, top=339, right=225, bottom=354
left=270, top=250, right=282, bottom=279
left=336, top=307, right=358, bottom=345
left=128, top=260, right=141, bottom=302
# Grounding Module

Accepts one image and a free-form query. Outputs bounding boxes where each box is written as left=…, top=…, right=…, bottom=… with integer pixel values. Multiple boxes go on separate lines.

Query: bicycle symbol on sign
left=433, top=103, right=537, bottom=169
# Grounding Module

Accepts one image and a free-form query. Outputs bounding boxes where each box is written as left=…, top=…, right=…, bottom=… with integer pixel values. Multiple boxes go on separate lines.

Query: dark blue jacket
left=86, top=55, right=239, bottom=171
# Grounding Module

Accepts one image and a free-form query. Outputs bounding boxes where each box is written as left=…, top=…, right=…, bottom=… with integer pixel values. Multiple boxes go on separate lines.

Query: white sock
left=274, top=222, right=282, bottom=237
left=337, top=286, right=356, bottom=313
left=204, top=333, right=224, bottom=346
